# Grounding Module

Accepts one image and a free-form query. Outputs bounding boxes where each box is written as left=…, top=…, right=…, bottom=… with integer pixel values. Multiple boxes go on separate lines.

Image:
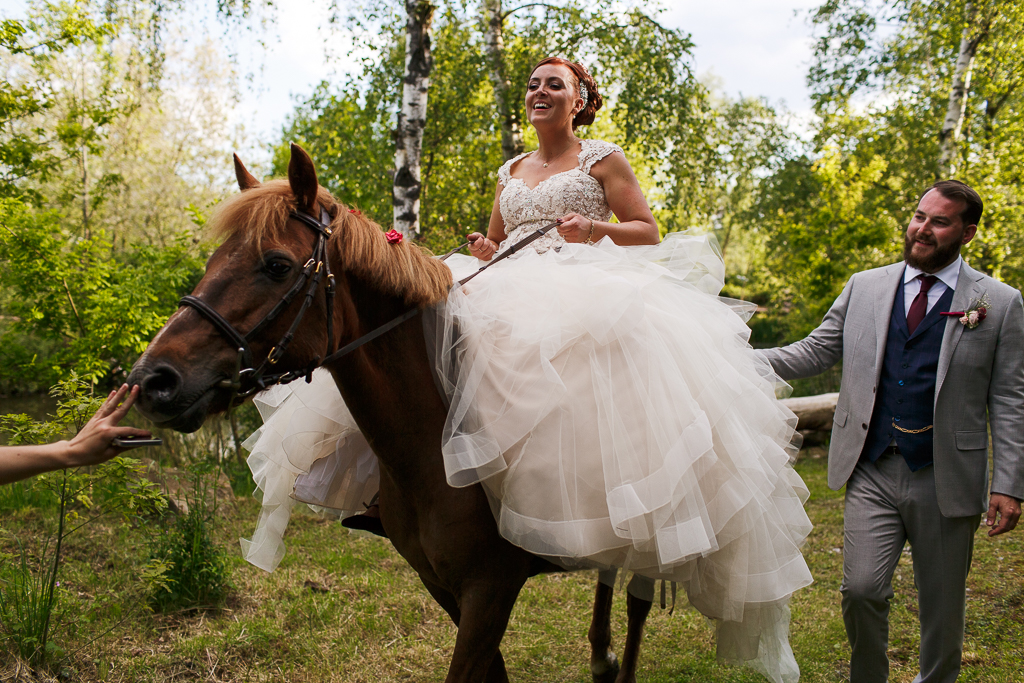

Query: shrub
left=147, top=464, right=231, bottom=612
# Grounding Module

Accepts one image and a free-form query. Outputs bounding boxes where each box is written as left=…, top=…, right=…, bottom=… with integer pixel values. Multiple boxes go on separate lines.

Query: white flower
left=960, top=315, right=970, bottom=325
left=968, top=310, right=980, bottom=325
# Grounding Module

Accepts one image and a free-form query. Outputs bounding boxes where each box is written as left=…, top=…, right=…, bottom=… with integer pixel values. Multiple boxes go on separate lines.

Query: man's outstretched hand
left=1, top=384, right=152, bottom=485
left=986, top=493, right=1022, bottom=536
left=65, top=384, right=152, bottom=467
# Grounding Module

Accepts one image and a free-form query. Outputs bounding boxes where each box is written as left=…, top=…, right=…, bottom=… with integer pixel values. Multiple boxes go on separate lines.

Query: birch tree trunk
left=483, top=0, right=524, bottom=161
left=937, top=1, right=989, bottom=177
left=393, top=0, right=435, bottom=237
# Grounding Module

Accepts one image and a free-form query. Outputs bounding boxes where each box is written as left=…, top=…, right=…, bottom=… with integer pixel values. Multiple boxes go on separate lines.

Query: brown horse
left=128, top=144, right=655, bottom=683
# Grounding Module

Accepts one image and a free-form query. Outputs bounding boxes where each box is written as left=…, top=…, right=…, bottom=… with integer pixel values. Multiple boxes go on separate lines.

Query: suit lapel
left=936, top=262, right=985, bottom=398
left=873, top=264, right=904, bottom=380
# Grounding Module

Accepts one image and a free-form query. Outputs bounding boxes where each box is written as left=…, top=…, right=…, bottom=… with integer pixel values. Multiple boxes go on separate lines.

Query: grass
left=2, top=449, right=1022, bottom=682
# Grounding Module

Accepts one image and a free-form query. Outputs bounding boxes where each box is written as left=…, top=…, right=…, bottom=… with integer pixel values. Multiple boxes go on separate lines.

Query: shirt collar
left=904, top=255, right=962, bottom=292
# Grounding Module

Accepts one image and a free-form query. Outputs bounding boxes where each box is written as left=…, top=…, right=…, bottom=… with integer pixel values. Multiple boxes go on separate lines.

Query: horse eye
left=263, top=260, right=292, bottom=279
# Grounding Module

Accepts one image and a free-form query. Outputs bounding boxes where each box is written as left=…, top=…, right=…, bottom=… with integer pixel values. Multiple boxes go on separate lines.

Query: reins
left=178, top=207, right=559, bottom=403
left=451, top=220, right=560, bottom=286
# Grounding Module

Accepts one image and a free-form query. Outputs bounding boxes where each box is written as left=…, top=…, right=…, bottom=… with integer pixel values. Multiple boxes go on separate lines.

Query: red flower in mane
left=385, top=229, right=404, bottom=245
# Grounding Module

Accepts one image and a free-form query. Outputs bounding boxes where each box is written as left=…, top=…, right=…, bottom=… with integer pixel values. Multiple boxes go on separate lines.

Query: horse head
left=128, top=143, right=450, bottom=432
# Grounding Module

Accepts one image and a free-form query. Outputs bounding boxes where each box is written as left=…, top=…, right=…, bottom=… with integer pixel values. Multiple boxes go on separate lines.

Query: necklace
left=540, top=139, right=579, bottom=168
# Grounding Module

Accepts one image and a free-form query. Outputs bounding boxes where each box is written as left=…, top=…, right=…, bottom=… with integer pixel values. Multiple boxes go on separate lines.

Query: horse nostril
left=142, top=365, right=182, bottom=404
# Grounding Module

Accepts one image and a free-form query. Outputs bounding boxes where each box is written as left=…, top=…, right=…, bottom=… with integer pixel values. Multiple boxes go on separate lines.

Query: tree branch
left=61, top=277, right=87, bottom=336
left=501, top=3, right=568, bottom=20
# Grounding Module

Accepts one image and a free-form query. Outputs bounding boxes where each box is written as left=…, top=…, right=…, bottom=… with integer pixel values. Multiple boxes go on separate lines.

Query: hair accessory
left=579, top=81, right=589, bottom=107
left=384, top=229, right=404, bottom=244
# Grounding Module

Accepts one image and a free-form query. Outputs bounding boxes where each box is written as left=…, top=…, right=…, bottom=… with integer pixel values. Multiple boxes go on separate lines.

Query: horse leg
left=615, top=575, right=654, bottom=683
left=422, top=578, right=461, bottom=626
left=444, top=582, right=522, bottom=683
left=422, top=577, right=510, bottom=682
left=589, top=569, right=620, bottom=683
left=485, top=649, right=510, bottom=683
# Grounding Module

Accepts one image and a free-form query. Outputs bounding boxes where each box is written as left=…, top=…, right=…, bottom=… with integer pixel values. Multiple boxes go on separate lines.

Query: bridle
left=179, top=205, right=342, bottom=402
left=178, top=204, right=560, bottom=404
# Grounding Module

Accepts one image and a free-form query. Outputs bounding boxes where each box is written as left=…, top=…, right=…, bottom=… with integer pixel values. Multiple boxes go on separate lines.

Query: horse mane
left=207, top=180, right=452, bottom=307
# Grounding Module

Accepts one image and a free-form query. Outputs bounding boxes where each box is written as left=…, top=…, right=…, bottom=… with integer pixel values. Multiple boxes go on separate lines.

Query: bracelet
left=585, top=219, right=595, bottom=245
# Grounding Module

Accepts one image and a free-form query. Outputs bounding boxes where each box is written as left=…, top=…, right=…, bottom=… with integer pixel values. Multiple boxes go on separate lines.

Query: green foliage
left=0, top=2, right=117, bottom=197
left=806, top=0, right=1024, bottom=283
left=730, top=0, right=1024, bottom=343
left=754, top=148, right=899, bottom=339
left=0, top=199, right=205, bottom=386
left=146, top=464, right=231, bottom=613
left=0, top=1, right=236, bottom=393
left=0, top=478, right=59, bottom=511
left=278, top=1, right=503, bottom=248
left=0, top=376, right=166, bottom=668
left=278, top=0, right=715, bottom=246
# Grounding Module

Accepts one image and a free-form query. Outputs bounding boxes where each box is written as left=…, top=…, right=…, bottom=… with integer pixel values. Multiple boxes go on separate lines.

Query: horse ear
left=233, top=153, right=261, bottom=191
left=287, top=143, right=319, bottom=214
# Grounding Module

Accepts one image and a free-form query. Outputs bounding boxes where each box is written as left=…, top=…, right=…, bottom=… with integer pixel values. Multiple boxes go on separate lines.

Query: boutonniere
left=941, top=294, right=991, bottom=329
left=384, top=229, right=404, bottom=244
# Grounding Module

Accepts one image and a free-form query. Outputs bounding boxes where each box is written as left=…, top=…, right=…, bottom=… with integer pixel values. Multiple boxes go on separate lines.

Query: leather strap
left=179, top=295, right=253, bottom=369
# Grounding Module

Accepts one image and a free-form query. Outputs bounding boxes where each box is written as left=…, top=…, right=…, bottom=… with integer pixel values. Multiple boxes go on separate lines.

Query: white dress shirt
left=903, top=256, right=962, bottom=317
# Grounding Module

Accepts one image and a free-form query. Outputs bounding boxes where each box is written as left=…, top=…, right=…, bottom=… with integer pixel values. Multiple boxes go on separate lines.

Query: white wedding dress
left=242, top=140, right=812, bottom=683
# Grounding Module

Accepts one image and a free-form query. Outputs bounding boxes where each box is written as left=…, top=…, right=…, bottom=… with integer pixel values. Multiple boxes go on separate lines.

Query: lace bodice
left=497, top=139, right=623, bottom=254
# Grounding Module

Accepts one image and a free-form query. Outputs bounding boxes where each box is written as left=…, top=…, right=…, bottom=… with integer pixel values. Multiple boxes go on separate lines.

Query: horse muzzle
left=127, top=358, right=225, bottom=433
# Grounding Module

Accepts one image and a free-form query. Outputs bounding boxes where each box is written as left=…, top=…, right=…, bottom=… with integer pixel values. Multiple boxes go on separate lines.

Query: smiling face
left=903, top=188, right=978, bottom=272
left=525, top=64, right=583, bottom=129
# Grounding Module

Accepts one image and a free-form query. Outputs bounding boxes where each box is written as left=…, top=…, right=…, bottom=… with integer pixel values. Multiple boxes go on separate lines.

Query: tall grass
left=147, top=464, right=231, bottom=613
left=0, top=531, right=65, bottom=664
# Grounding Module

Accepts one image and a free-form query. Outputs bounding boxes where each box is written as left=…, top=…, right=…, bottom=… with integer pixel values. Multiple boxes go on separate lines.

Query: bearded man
left=760, top=179, right=1024, bottom=683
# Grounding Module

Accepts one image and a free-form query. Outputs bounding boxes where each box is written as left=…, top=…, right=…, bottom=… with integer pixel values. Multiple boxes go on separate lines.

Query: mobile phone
left=112, top=437, right=163, bottom=448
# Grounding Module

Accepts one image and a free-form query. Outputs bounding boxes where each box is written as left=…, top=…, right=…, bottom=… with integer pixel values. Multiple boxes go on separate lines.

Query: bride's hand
left=467, top=232, right=498, bottom=260
left=556, top=213, right=593, bottom=243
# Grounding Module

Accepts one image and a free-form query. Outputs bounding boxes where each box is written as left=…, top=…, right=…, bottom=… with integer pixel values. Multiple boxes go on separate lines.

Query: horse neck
left=324, top=273, right=449, bottom=486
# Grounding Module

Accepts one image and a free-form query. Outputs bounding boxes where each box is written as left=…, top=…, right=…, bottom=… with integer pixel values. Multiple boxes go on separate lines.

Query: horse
left=127, top=143, right=655, bottom=683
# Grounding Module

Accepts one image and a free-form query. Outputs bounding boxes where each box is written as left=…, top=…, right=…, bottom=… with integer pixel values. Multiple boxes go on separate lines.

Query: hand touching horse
left=128, top=144, right=653, bottom=683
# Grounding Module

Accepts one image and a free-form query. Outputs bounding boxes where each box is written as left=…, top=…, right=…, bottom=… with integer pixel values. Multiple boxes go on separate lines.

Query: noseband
left=179, top=205, right=341, bottom=401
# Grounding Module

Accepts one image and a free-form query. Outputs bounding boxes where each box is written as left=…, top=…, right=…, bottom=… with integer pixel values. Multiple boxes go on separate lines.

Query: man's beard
left=904, top=232, right=963, bottom=272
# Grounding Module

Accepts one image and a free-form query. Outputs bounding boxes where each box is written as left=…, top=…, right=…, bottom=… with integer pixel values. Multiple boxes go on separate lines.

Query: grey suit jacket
left=760, top=261, right=1024, bottom=517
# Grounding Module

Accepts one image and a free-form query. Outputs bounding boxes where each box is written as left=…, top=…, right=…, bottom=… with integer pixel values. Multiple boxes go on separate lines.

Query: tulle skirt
left=241, top=233, right=812, bottom=683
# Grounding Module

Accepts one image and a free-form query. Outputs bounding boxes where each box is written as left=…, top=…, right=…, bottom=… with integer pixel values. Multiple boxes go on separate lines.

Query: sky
left=232, top=1, right=824, bottom=143
left=664, top=2, right=822, bottom=110
left=1, top=0, right=824, bottom=146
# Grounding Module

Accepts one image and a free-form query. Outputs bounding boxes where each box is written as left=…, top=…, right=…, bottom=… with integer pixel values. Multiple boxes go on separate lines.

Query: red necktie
left=906, top=275, right=938, bottom=335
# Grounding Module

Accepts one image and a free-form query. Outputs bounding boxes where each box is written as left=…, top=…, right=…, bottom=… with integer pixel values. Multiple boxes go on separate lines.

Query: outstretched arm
left=758, top=277, right=853, bottom=381
left=0, top=384, right=151, bottom=485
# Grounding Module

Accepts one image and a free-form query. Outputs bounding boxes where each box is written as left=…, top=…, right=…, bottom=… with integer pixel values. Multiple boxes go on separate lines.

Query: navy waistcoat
left=861, top=275, right=955, bottom=471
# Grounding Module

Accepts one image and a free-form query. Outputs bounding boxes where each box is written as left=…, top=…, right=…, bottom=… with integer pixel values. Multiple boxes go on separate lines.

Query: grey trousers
left=841, top=451, right=980, bottom=683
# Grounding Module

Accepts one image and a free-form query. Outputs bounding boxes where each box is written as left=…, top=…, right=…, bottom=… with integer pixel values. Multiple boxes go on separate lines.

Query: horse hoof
left=590, top=652, right=619, bottom=683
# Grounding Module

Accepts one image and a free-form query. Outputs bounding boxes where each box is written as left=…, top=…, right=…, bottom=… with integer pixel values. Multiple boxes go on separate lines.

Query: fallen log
left=781, top=392, right=840, bottom=432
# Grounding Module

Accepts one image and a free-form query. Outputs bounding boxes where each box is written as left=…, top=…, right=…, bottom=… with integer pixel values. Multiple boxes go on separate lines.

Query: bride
left=243, top=57, right=812, bottom=682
